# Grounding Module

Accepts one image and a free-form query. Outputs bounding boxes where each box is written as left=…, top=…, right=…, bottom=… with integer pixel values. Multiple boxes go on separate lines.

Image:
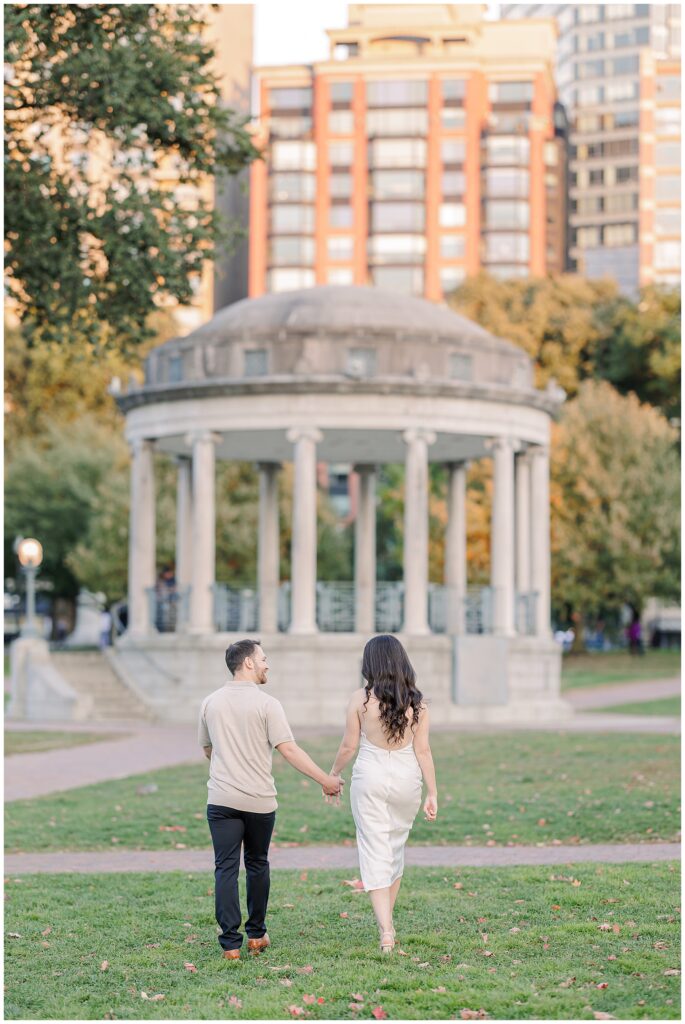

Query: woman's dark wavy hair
left=361, top=634, right=423, bottom=743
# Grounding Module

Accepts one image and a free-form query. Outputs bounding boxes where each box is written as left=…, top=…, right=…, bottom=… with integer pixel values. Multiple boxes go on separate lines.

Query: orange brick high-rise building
left=248, top=4, right=567, bottom=301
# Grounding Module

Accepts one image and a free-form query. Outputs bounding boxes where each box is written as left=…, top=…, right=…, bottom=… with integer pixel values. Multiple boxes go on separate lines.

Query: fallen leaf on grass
left=598, top=924, right=612, bottom=931
left=7, top=933, right=21, bottom=939
left=100, top=961, right=109, bottom=972
left=297, top=965, right=314, bottom=975
left=432, top=987, right=447, bottom=994
left=559, top=977, right=575, bottom=989
left=302, top=995, right=317, bottom=1004
left=300, top=872, right=308, bottom=882
left=183, top=962, right=197, bottom=973
left=351, top=993, right=364, bottom=1001
left=228, top=995, right=242, bottom=1008
left=653, top=941, right=669, bottom=950
left=268, top=964, right=292, bottom=972
left=141, top=992, right=165, bottom=1001
left=159, top=825, right=187, bottom=832
left=41, top=927, right=52, bottom=936
left=371, top=1008, right=388, bottom=1020
left=596, top=982, right=609, bottom=990
left=342, top=878, right=365, bottom=890
left=592, top=1014, right=616, bottom=1020
left=145, top=943, right=160, bottom=949
left=287, top=1006, right=305, bottom=1018
left=340, top=912, right=349, bottom=919
left=348, top=1003, right=364, bottom=1012
left=460, top=1009, right=489, bottom=1020
left=664, top=969, right=680, bottom=976
left=280, top=979, right=293, bottom=987
left=454, top=882, right=463, bottom=889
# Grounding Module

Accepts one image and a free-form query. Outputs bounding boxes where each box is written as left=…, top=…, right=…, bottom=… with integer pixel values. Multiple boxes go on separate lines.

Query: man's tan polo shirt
left=198, top=681, right=294, bottom=813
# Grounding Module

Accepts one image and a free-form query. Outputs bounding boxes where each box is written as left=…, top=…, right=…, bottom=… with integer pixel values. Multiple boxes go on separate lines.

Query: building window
left=485, top=136, right=530, bottom=166
left=270, top=173, right=315, bottom=203
left=168, top=354, right=183, bottom=383
left=270, top=236, right=314, bottom=266
left=328, top=268, right=354, bottom=285
left=485, top=233, right=529, bottom=262
left=371, top=202, right=425, bottom=232
left=244, top=349, right=269, bottom=376
left=441, top=140, right=466, bottom=165
left=328, top=236, right=354, bottom=262
left=604, top=223, right=637, bottom=247
left=449, top=352, right=473, bottom=380
left=585, top=30, right=605, bottom=51
left=605, top=4, right=634, bottom=19
left=441, top=268, right=465, bottom=295
left=578, top=4, right=602, bottom=23
left=615, top=165, right=638, bottom=184
left=269, top=115, right=313, bottom=139
left=439, top=203, right=466, bottom=228
left=655, top=107, right=682, bottom=134
left=485, top=200, right=529, bottom=229
left=329, top=110, right=354, bottom=134
left=655, top=175, right=680, bottom=201
left=440, top=235, right=465, bottom=260
left=268, top=268, right=315, bottom=292
left=368, top=234, right=426, bottom=264
left=577, top=84, right=603, bottom=105
left=442, top=170, right=465, bottom=196
left=441, top=107, right=465, bottom=130
left=576, top=226, right=601, bottom=248
left=654, top=209, right=681, bottom=235
left=656, top=76, right=681, bottom=101
left=346, top=348, right=377, bottom=376
left=330, top=80, right=354, bottom=104
left=366, top=108, right=428, bottom=136
left=329, top=141, right=353, bottom=167
left=654, top=242, right=681, bottom=269
left=442, top=79, right=466, bottom=103
left=489, top=81, right=534, bottom=104
left=588, top=168, right=604, bottom=186
left=655, top=143, right=681, bottom=168
left=269, top=87, right=312, bottom=111
left=271, top=205, right=314, bottom=233
left=369, top=138, right=427, bottom=168
left=488, top=265, right=528, bottom=280
left=366, top=79, right=428, bottom=107
left=372, top=266, right=424, bottom=294
left=484, top=167, right=530, bottom=197
left=329, top=172, right=353, bottom=199
left=372, top=169, right=425, bottom=200
left=605, top=79, right=638, bottom=102
left=271, top=141, right=316, bottom=171
left=611, top=55, right=639, bottom=76
left=329, top=204, right=354, bottom=228
left=612, top=109, right=639, bottom=129
left=604, top=193, right=637, bottom=215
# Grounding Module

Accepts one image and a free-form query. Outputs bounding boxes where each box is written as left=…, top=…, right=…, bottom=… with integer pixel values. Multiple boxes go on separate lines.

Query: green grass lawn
left=4, top=863, right=680, bottom=1020
left=5, top=732, right=680, bottom=853
left=561, top=650, right=680, bottom=691
left=590, top=697, right=681, bottom=717
left=4, top=730, right=123, bottom=756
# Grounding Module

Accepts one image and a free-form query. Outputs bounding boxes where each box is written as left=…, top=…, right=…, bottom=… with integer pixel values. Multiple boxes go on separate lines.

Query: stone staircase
left=51, top=650, right=154, bottom=722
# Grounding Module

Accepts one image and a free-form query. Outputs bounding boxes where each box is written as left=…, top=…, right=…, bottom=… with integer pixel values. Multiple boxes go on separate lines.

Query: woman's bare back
left=357, top=691, right=419, bottom=750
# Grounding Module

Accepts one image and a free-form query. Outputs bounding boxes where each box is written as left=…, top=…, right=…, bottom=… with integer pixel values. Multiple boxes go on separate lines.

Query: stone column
left=175, top=456, right=192, bottom=593
left=490, top=436, right=517, bottom=636
left=258, top=462, right=281, bottom=633
left=287, top=427, right=322, bottom=634
left=445, top=461, right=468, bottom=634
left=354, top=464, right=377, bottom=634
left=128, top=439, right=156, bottom=636
left=515, top=451, right=532, bottom=596
left=188, top=431, right=219, bottom=634
left=402, top=428, right=436, bottom=635
left=530, top=444, right=552, bottom=638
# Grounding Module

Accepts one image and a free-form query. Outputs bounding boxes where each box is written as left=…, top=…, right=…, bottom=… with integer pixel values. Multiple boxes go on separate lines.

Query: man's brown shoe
left=247, top=933, right=270, bottom=955
left=223, top=949, right=241, bottom=960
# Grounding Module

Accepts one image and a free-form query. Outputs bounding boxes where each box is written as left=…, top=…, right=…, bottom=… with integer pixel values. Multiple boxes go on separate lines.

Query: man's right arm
left=276, top=741, right=344, bottom=796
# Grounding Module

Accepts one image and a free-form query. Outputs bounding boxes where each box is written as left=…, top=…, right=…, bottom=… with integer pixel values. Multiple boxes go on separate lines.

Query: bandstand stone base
left=111, top=633, right=570, bottom=727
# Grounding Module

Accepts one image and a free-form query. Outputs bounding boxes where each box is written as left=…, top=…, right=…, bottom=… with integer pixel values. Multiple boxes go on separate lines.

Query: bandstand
left=114, top=285, right=570, bottom=725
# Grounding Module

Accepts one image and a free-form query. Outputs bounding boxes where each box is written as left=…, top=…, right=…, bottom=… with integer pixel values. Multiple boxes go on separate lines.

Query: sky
left=253, top=0, right=502, bottom=67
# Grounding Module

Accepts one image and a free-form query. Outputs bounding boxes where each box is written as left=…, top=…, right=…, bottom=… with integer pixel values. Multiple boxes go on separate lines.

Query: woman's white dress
left=350, top=730, right=423, bottom=891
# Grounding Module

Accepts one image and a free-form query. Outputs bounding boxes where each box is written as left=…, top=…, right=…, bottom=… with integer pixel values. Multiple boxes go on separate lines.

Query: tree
left=551, top=380, right=680, bottom=628
left=4, top=4, right=260, bottom=352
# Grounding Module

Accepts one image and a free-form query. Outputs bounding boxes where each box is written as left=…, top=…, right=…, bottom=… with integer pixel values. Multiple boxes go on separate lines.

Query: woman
left=327, top=634, right=438, bottom=953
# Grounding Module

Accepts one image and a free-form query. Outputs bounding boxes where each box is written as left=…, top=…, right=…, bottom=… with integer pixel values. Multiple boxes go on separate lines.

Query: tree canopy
left=4, top=3, right=259, bottom=352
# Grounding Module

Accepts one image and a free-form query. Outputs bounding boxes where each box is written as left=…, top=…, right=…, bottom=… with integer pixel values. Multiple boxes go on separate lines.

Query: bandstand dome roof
left=138, top=285, right=539, bottom=395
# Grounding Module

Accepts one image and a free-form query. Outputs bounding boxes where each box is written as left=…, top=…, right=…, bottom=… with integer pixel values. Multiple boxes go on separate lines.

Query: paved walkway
left=566, top=677, right=680, bottom=710
left=5, top=696, right=680, bottom=803
left=4, top=841, right=680, bottom=876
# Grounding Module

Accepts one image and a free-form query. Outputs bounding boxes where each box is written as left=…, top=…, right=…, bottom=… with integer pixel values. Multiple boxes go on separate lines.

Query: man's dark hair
left=225, top=639, right=261, bottom=676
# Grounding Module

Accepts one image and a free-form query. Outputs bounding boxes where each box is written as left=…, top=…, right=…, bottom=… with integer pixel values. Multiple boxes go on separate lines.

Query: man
left=198, top=638, right=344, bottom=960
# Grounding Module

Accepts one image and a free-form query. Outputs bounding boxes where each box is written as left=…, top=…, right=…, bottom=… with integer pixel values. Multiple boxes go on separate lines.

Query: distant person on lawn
left=198, top=638, right=344, bottom=960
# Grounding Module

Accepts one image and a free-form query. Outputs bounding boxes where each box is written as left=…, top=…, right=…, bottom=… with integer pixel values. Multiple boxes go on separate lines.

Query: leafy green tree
left=551, top=380, right=680, bottom=627
left=4, top=3, right=259, bottom=351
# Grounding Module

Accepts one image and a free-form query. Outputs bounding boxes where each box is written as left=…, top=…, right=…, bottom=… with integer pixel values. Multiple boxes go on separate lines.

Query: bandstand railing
left=146, top=586, right=190, bottom=633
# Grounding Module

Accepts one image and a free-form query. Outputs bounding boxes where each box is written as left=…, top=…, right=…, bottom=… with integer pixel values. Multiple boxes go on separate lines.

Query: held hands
left=423, top=793, right=438, bottom=822
left=322, top=772, right=345, bottom=805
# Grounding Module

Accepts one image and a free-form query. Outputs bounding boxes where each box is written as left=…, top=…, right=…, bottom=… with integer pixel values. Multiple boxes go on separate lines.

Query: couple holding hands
left=198, top=634, right=438, bottom=958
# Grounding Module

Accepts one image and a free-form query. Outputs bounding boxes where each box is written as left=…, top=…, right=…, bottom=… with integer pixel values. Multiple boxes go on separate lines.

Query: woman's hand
left=423, top=793, right=438, bottom=822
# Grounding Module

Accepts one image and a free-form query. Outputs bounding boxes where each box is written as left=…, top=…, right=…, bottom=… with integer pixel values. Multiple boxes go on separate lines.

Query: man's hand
left=322, top=773, right=345, bottom=804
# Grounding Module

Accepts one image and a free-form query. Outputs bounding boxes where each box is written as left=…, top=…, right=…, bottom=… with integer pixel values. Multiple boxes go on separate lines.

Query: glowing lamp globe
left=17, top=538, right=43, bottom=569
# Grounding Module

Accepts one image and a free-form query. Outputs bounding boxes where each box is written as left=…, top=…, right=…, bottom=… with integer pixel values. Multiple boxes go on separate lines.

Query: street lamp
left=17, top=537, right=43, bottom=638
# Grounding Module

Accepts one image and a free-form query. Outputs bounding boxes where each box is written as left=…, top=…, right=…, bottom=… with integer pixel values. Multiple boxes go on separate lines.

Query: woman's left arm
left=329, top=691, right=362, bottom=776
